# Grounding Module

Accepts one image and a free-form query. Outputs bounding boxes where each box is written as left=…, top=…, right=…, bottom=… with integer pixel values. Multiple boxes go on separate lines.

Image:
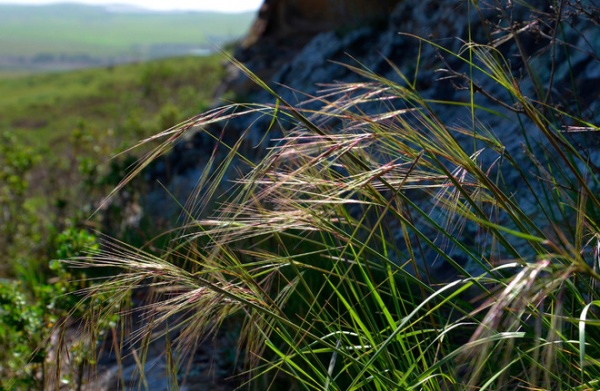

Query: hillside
left=0, top=54, right=226, bottom=270
left=0, top=55, right=224, bottom=146
left=0, top=3, right=254, bottom=71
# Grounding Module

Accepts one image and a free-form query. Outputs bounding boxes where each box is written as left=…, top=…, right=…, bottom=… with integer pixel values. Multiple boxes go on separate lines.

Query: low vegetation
left=1, top=54, right=225, bottom=260
left=0, top=54, right=226, bottom=388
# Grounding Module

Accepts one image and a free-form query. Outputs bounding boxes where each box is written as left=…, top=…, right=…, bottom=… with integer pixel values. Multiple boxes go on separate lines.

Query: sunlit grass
left=68, top=1, right=600, bottom=389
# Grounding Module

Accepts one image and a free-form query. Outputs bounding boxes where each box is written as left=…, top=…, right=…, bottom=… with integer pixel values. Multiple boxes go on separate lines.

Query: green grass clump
left=72, top=2, right=600, bottom=390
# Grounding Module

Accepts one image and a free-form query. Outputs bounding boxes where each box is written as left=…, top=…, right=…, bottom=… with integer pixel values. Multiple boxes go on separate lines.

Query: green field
left=0, top=4, right=254, bottom=71
left=0, top=55, right=226, bottom=147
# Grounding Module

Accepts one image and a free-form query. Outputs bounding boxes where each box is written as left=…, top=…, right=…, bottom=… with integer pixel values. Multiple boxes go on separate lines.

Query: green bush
left=0, top=281, right=45, bottom=390
left=0, top=228, right=115, bottom=390
left=0, top=131, right=41, bottom=272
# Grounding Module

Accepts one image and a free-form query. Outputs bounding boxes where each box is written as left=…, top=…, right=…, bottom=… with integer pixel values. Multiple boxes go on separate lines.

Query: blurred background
left=0, top=3, right=259, bottom=386
left=0, top=0, right=261, bottom=271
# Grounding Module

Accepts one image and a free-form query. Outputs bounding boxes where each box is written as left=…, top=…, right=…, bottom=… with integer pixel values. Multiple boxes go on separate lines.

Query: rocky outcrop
left=225, top=0, right=402, bottom=94
left=243, top=0, right=400, bottom=46
left=142, top=0, right=600, bottom=276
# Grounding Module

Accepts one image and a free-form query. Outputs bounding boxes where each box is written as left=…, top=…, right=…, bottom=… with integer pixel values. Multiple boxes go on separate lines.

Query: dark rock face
left=244, top=0, right=400, bottom=45
left=142, top=0, right=600, bottom=274
left=226, top=0, right=402, bottom=94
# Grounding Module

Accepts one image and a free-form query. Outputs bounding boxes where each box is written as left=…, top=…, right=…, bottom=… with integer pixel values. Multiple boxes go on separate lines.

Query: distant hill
left=0, top=3, right=255, bottom=72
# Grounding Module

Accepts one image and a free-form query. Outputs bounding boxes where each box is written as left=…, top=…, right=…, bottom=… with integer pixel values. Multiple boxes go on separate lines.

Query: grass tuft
left=72, top=1, right=600, bottom=389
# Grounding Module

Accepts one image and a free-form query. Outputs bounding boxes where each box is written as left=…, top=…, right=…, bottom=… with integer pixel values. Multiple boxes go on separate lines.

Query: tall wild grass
left=69, top=1, right=600, bottom=389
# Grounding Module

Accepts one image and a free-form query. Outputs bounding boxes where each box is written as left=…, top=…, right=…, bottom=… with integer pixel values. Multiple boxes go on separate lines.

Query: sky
left=0, top=0, right=263, bottom=12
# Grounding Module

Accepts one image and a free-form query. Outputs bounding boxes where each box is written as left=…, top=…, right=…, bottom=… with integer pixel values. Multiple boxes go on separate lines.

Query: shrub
left=0, top=131, right=42, bottom=273
left=0, top=281, right=45, bottom=390
left=0, top=228, right=115, bottom=390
